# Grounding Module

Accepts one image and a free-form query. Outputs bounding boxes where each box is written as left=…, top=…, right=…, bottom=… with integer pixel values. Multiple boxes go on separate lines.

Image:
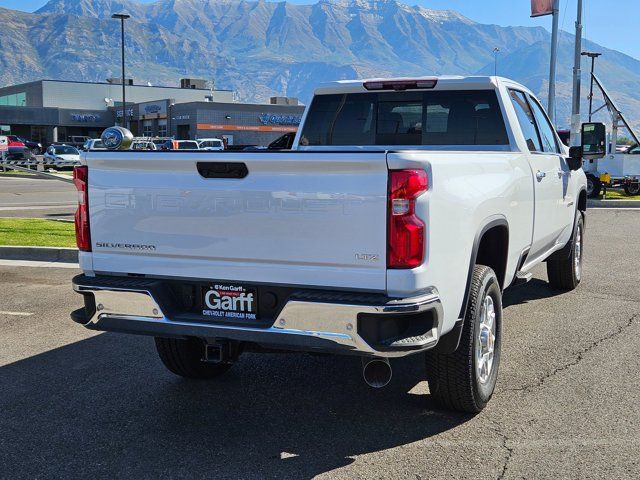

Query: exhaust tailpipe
left=362, top=357, right=392, bottom=388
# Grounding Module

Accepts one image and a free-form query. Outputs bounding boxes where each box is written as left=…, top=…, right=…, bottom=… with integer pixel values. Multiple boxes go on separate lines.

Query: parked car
left=626, top=143, right=640, bottom=154
left=197, top=138, right=225, bottom=151
left=8, top=135, right=42, bottom=154
left=71, top=76, right=588, bottom=413
left=3, top=146, right=36, bottom=163
left=44, top=144, right=81, bottom=169
left=5, top=135, right=26, bottom=148
left=82, top=139, right=106, bottom=151
left=268, top=132, right=296, bottom=150
left=65, top=136, right=91, bottom=149
left=159, top=139, right=200, bottom=150
left=151, top=138, right=171, bottom=149
left=130, top=140, right=158, bottom=150
left=243, top=133, right=296, bottom=151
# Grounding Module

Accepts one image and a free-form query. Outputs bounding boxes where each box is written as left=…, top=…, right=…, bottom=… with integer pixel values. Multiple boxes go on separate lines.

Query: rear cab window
left=299, top=90, right=509, bottom=147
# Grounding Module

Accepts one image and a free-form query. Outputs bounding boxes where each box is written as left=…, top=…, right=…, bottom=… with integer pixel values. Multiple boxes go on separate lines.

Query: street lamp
left=492, top=47, right=500, bottom=76
left=581, top=51, right=602, bottom=122
left=112, top=12, right=130, bottom=128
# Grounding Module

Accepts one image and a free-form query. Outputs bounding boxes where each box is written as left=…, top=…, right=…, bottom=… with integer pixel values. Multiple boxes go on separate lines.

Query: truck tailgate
left=86, top=151, right=389, bottom=291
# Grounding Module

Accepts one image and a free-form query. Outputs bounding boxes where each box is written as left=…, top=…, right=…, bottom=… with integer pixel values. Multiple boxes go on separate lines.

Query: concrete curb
left=0, top=246, right=78, bottom=263
left=587, top=199, right=640, bottom=208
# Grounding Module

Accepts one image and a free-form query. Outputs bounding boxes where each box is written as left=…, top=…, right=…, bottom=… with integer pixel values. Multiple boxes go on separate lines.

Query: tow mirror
left=567, top=146, right=583, bottom=171
left=581, top=122, right=606, bottom=159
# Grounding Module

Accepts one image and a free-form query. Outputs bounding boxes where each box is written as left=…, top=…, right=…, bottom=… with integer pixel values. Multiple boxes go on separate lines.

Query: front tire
left=155, top=337, right=233, bottom=379
left=547, top=211, right=584, bottom=291
left=425, top=265, right=502, bottom=413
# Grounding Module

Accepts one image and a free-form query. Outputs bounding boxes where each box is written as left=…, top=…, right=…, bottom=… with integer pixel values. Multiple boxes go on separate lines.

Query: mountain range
left=1, top=0, right=639, bottom=130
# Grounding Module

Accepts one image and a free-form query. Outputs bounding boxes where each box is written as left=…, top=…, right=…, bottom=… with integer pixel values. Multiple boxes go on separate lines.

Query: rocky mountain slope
left=1, top=0, right=639, bottom=129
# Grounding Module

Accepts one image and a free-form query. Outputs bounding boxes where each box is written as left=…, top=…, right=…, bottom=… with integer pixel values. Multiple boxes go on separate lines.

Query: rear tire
left=546, top=211, right=584, bottom=291
left=425, top=265, right=502, bottom=413
left=623, top=183, right=640, bottom=196
left=155, top=337, right=233, bottom=379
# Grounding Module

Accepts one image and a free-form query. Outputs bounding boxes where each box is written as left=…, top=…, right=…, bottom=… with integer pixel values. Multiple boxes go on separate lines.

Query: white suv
left=198, top=138, right=225, bottom=151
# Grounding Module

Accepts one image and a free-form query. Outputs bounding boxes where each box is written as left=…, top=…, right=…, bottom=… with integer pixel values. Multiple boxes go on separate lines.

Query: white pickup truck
left=71, top=76, right=589, bottom=413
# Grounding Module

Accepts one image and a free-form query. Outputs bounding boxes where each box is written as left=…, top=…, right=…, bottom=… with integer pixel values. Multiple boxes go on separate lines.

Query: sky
left=2, top=0, right=639, bottom=60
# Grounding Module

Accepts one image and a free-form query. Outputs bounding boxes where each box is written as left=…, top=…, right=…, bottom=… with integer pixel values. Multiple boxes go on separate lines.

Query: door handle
left=536, top=170, right=546, bottom=181
left=197, top=162, right=248, bottom=179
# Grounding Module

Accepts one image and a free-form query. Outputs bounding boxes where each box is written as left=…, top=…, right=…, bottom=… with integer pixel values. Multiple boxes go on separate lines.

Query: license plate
left=201, top=284, right=258, bottom=320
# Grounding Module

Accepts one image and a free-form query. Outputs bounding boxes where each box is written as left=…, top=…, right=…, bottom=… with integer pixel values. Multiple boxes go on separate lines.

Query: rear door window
left=299, top=90, right=508, bottom=147
left=509, top=90, right=542, bottom=152
left=528, top=96, right=560, bottom=153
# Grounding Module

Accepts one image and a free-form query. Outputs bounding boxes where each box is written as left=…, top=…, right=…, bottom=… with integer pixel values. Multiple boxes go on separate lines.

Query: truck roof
left=314, top=75, right=530, bottom=96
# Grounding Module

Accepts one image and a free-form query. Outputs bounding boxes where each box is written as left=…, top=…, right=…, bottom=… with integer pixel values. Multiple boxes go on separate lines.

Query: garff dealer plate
left=202, top=284, right=257, bottom=320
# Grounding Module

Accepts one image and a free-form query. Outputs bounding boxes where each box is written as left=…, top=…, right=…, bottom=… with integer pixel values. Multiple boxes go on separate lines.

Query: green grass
left=0, top=218, right=76, bottom=248
left=0, top=169, right=37, bottom=176
left=601, top=188, right=640, bottom=201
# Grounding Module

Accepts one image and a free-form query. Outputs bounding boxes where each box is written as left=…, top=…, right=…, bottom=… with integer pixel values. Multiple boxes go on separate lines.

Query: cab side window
left=509, top=89, right=541, bottom=152
left=528, top=96, right=560, bottom=153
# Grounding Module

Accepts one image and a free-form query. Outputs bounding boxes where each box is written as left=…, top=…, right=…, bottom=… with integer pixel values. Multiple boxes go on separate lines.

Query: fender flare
left=434, top=216, right=508, bottom=354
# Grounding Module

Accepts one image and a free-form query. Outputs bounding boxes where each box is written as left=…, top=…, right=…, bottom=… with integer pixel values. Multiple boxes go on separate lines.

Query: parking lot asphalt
left=0, top=174, right=76, bottom=219
left=0, top=208, right=639, bottom=479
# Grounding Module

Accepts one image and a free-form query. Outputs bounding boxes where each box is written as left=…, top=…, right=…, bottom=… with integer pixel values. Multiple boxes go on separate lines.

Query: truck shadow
left=502, top=278, right=565, bottom=308
left=0, top=333, right=472, bottom=479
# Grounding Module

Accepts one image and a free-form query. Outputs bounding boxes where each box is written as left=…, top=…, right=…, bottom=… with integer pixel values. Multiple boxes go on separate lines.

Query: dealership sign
left=116, top=108, right=134, bottom=118
left=71, top=113, right=102, bottom=123
left=258, top=113, right=302, bottom=126
left=140, top=100, right=167, bottom=116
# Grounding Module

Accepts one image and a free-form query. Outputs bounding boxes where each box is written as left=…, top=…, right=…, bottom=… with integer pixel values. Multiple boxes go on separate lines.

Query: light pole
left=168, top=99, right=175, bottom=139
left=493, top=47, right=500, bottom=76
left=112, top=12, right=130, bottom=128
left=570, top=0, right=583, bottom=146
left=581, top=51, right=602, bottom=122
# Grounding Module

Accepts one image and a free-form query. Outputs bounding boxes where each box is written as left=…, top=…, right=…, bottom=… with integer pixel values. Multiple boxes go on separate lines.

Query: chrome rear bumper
left=72, top=275, right=443, bottom=358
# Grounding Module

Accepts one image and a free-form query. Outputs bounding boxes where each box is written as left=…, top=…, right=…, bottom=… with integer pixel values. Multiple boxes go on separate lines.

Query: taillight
left=388, top=169, right=428, bottom=269
left=73, top=166, right=91, bottom=252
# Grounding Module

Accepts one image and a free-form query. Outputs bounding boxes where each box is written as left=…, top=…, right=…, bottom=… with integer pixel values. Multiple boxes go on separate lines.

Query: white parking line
left=0, top=311, right=34, bottom=317
left=589, top=207, right=640, bottom=211
left=0, top=259, right=79, bottom=269
left=0, top=205, right=76, bottom=211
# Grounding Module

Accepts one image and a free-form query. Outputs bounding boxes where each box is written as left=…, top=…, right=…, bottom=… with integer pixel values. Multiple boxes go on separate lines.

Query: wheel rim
left=476, top=294, right=496, bottom=384
left=628, top=185, right=640, bottom=195
left=574, top=223, right=582, bottom=280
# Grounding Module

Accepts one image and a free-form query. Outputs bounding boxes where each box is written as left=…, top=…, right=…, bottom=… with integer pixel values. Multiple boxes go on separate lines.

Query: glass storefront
left=0, top=92, right=26, bottom=107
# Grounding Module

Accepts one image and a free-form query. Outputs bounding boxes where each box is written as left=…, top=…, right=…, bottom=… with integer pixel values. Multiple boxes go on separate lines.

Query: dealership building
left=0, top=78, right=304, bottom=147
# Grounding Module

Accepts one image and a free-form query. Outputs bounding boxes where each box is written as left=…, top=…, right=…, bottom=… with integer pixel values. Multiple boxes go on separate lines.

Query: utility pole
left=581, top=51, right=601, bottom=122
left=548, top=0, right=560, bottom=124
left=112, top=13, right=130, bottom=128
left=570, top=0, right=583, bottom=146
